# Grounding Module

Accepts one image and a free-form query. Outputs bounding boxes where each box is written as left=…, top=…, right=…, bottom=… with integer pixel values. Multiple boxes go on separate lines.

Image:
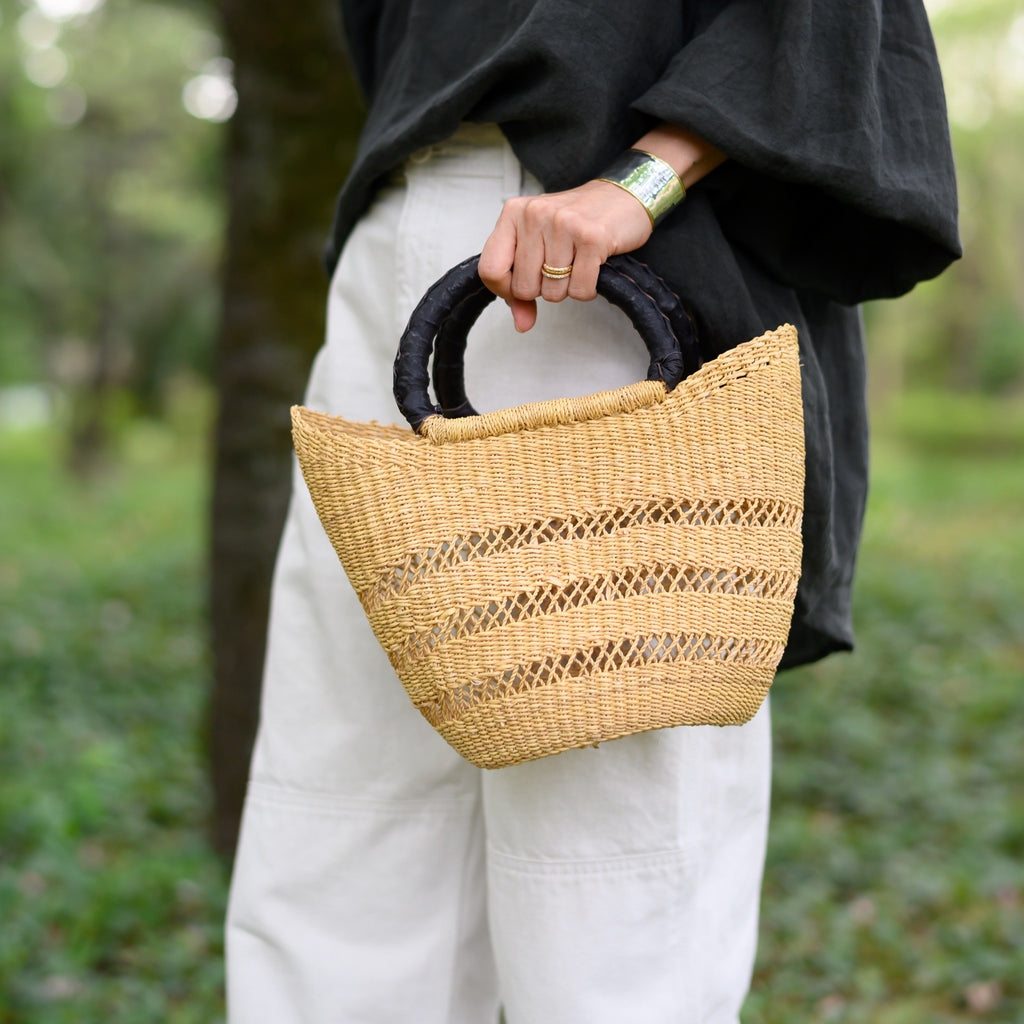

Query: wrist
left=634, top=124, right=726, bottom=190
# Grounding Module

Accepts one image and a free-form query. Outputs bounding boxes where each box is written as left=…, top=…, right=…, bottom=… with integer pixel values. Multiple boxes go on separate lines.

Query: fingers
left=483, top=196, right=597, bottom=305
left=478, top=207, right=518, bottom=302
left=562, top=214, right=607, bottom=302
left=568, top=239, right=602, bottom=302
left=478, top=182, right=649, bottom=330
left=511, top=213, right=546, bottom=303
left=479, top=200, right=539, bottom=332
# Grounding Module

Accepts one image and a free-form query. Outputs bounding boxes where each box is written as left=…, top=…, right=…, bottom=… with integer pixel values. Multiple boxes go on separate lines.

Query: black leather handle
left=393, top=253, right=702, bottom=431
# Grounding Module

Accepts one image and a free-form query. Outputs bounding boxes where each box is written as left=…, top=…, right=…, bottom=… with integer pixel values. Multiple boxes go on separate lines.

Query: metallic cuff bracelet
left=596, top=149, right=686, bottom=227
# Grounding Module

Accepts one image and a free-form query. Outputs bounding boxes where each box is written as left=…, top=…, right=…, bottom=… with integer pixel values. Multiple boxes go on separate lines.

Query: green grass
left=0, top=396, right=1021, bottom=1022
left=0, top=420, right=225, bottom=1024
left=749, top=423, right=1024, bottom=1023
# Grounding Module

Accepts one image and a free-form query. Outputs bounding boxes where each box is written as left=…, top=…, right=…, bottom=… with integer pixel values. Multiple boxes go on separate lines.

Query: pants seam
left=486, top=843, right=691, bottom=878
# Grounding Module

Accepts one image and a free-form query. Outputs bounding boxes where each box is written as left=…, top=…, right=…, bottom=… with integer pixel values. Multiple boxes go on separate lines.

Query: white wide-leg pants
left=225, top=125, right=772, bottom=1024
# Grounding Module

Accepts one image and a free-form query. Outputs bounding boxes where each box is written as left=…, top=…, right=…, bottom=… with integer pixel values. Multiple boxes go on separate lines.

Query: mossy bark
left=208, top=0, right=364, bottom=861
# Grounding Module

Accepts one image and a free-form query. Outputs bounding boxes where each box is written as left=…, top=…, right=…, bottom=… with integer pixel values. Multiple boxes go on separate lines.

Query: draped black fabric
left=327, top=0, right=961, bottom=668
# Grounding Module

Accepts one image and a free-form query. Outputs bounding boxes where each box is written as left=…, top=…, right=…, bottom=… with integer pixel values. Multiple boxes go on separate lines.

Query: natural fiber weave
left=292, top=324, right=804, bottom=768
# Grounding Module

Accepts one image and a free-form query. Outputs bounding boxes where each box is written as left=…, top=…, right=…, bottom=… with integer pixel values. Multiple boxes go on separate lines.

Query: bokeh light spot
left=22, top=45, right=69, bottom=88
left=31, top=0, right=104, bottom=23
left=18, top=8, right=62, bottom=49
left=182, top=60, right=236, bottom=122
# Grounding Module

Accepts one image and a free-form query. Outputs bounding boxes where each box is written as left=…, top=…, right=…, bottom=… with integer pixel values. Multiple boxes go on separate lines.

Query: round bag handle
left=393, top=253, right=702, bottom=432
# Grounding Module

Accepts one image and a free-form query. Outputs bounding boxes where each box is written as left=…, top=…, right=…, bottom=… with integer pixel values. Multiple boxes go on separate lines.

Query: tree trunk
left=208, top=0, right=363, bottom=861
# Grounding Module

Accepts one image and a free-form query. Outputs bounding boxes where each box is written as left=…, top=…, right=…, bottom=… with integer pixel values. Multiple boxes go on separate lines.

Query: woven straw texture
left=292, top=325, right=804, bottom=769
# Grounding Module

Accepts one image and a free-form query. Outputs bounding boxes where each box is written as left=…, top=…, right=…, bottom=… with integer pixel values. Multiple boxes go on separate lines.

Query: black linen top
left=328, top=0, right=961, bottom=669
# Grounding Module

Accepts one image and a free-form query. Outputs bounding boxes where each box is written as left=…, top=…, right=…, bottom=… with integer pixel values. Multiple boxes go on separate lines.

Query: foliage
left=748, top=421, right=1024, bottom=1022
left=0, top=398, right=226, bottom=1024
left=866, top=0, right=1024, bottom=398
left=1, top=391, right=1022, bottom=1021
left=0, top=0, right=224, bottom=413
left=1, top=0, right=1022, bottom=431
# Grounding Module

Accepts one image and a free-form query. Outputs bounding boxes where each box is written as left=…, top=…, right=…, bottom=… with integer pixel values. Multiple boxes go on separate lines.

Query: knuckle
left=576, top=223, right=605, bottom=249
left=568, top=281, right=598, bottom=301
left=522, top=198, right=546, bottom=226
left=524, top=194, right=557, bottom=223
left=550, top=207, right=576, bottom=232
left=477, top=259, right=500, bottom=285
left=478, top=271, right=506, bottom=296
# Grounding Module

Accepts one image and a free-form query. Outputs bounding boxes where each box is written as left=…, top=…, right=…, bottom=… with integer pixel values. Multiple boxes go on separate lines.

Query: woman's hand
left=478, top=123, right=725, bottom=332
left=478, top=181, right=652, bottom=332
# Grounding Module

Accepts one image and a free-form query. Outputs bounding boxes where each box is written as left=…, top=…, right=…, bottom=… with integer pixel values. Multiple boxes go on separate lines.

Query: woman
left=226, top=3, right=960, bottom=1021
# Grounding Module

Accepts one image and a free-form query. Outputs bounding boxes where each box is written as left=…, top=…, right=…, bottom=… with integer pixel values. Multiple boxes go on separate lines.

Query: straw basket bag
left=292, top=254, right=805, bottom=769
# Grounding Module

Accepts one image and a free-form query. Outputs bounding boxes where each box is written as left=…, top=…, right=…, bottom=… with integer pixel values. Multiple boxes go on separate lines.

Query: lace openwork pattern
left=394, top=562, right=797, bottom=666
left=421, top=632, right=784, bottom=727
left=361, top=496, right=800, bottom=612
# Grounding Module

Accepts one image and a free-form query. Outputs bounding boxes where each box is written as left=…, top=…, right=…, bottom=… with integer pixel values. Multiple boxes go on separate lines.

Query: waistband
left=400, top=123, right=523, bottom=194
left=409, top=122, right=506, bottom=160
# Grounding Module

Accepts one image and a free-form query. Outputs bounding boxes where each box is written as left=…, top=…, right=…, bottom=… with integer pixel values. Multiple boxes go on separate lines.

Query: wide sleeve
left=631, top=0, right=961, bottom=303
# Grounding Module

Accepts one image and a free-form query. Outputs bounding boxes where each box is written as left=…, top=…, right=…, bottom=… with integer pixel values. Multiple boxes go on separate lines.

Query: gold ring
left=541, top=263, right=573, bottom=280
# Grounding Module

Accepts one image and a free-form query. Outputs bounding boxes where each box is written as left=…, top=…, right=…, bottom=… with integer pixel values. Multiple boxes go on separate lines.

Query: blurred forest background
left=0, top=0, right=1022, bottom=1021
